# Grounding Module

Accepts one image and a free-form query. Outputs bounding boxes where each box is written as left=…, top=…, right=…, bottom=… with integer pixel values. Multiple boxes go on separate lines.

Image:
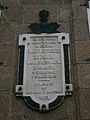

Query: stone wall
left=0, top=0, right=90, bottom=120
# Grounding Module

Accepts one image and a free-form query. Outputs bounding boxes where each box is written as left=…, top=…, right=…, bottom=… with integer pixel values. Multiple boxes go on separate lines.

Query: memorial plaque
left=16, top=33, right=72, bottom=111
left=25, top=36, right=65, bottom=100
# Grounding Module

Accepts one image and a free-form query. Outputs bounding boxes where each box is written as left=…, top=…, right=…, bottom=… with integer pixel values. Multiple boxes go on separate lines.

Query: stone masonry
left=0, top=0, right=90, bottom=120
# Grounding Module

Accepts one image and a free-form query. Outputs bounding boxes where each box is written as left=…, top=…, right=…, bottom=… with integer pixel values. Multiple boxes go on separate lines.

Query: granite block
left=75, top=41, right=90, bottom=63
left=0, top=92, right=11, bottom=120
left=1, top=2, right=23, bottom=24
left=79, top=89, right=90, bottom=119
left=72, top=0, right=87, bottom=20
left=0, top=67, right=14, bottom=91
left=76, top=64, right=90, bottom=88
left=0, top=23, right=16, bottom=44
left=0, top=44, right=16, bottom=66
left=73, top=19, right=89, bottom=41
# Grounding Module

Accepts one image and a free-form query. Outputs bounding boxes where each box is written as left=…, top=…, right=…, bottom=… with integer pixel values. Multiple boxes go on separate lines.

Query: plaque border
left=16, top=33, right=73, bottom=111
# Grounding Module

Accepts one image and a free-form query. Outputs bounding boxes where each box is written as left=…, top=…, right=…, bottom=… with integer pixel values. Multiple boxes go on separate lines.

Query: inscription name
left=26, top=36, right=63, bottom=101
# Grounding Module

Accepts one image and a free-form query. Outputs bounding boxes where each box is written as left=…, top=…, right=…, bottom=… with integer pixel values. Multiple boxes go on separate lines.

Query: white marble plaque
left=15, top=32, right=73, bottom=111
left=19, top=33, right=68, bottom=106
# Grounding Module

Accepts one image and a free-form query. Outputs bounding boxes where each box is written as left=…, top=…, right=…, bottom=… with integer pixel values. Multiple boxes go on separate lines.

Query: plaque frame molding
left=15, top=33, right=73, bottom=112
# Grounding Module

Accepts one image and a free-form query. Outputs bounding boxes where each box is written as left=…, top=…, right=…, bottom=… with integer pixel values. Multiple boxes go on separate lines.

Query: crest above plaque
left=28, top=10, right=59, bottom=34
left=15, top=10, right=73, bottom=112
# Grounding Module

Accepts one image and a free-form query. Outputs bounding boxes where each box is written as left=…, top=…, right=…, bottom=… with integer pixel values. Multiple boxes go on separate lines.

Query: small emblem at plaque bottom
left=24, top=96, right=64, bottom=111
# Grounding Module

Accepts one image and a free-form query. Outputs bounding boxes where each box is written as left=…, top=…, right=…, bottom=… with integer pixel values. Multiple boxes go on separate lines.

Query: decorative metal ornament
left=15, top=10, right=73, bottom=112
left=28, top=10, right=60, bottom=34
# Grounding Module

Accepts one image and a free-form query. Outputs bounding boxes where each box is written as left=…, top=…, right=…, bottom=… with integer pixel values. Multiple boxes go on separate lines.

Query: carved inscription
left=26, top=36, right=64, bottom=102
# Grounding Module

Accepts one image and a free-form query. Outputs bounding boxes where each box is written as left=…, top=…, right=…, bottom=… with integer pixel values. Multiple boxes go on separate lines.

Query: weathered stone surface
left=59, top=5, right=70, bottom=22
left=23, top=5, right=58, bottom=24
left=59, top=22, right=70, bottom=33
left=11, top=94, right=24, bottom=113
left=0, top=67, right=14, bottom=91
left=76, top=64, right=90, bottom=88
left=20, top=0, right=48, bottom=4
left=72, top=0, right=87, bottom=20
left=10, top=113, right=23, bottom=120
left=20, top=0, right=70, bottom=5
left=0, top=92, right=11, bottom=120
left=0, top=23, right=16, bottom=44
left=0, top=44, right=16, bottom=66
left=15, top=24, right=30, bottom=35
left=75, top=41, right=90, bottom=63
left=1, top=2, right=23, bottom=24
left=0, top=0, right=12, bottom=3
left=79, top=89, right=90, bottom=119
left=73, top=19, right=89, bottom=41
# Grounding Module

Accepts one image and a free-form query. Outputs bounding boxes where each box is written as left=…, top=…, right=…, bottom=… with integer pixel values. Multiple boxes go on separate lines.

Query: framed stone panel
left=16, top=33, right=72, bottom=111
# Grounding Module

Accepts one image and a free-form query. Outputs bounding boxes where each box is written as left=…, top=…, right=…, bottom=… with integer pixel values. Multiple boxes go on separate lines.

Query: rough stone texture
left=79, top=89, right=90, bottom=119
left=15, top=24, right=30, bottom=35
left=20, top=0, right=49, bottom=5
left=59, top=22, right=70, bottom=33
left=0, top=92, right=11, bottom=120
left=0, top=67, right=14, bottom=91
left=59, top=7, right=70, bottom=22
left=10, top=113, right=23, bottom=120
left=1, top=2, right=23, bottom=24
left=72, top=0, right=87, bottom=20
left=0, top=23, right=16, bottom=44
left=75, top=41, right=90, bottom=63
left=72, top=0, right=90, bottom=41
left=76, top=64, right=90, bottom=88
left=20, top=0, right=70, bottom=5
left=11, top=94, right=24, bottom=113
left=0, top=0, right=13, bottom=3
left=73, top=19, right=89, bottom=41
left=0, top=45, right=16, bottom=66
